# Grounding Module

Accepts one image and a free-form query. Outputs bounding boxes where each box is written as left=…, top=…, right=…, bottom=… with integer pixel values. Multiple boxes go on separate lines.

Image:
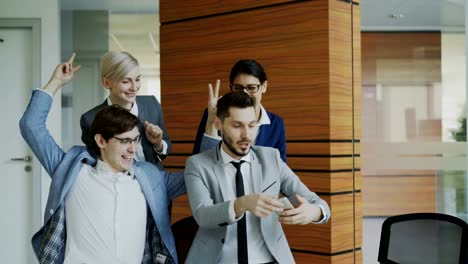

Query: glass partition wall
left=60, top=1, right=159, bottom=149
left=361, top=1, right=467, bottom=263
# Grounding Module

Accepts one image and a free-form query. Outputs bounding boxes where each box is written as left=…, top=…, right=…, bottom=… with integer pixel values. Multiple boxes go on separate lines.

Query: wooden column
left=160, top=0, right=361, bottom=263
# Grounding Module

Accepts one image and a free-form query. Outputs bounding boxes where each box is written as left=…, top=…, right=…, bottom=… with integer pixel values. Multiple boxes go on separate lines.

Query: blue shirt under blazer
left=20, top=90, right=185, bottom=264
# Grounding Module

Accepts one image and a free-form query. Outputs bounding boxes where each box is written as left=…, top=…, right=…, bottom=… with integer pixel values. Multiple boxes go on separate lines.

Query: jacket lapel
left=133, top=166, right=164, bottom=224
left=136, top=97, right=147, bottom=124
left=135, top=97, right=147, bottom=132
left=212, top=146, right=231, bottom=201
left=250, top=149, right=263, bottom=194
left=99, top=99, right=107, bottom=108
left=135, top=98, right=155, bottom=163
left=133, top=166, right=177, bottom=263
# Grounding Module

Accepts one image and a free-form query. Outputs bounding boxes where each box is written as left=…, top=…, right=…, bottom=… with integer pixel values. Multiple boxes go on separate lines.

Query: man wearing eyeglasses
left=20, top=53, right=185, bottom=264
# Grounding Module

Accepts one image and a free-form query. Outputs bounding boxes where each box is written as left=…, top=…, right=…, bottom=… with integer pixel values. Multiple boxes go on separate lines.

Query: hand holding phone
left=277, top=197, right=294, bottom=215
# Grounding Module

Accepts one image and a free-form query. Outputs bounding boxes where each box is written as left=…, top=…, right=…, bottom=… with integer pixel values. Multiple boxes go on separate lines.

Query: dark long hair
left=229, top=59, right=267, bottom=84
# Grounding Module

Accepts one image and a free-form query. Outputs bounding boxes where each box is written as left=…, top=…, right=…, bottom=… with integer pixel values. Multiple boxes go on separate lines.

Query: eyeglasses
left=230, top=83, right=262, bottom=93
left=112, top=135, right=141, bottom=146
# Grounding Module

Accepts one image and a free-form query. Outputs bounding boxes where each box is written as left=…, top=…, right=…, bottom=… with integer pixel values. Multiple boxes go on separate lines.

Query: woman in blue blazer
left=192, top=59, right=287, bottom=162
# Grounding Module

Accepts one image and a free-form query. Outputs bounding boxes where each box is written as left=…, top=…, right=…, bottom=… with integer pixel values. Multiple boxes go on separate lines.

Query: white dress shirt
left=218, top=147, right=275, bottom=264
left=64, top=160, right=147, bottom=264
left=106, top=97, right=168, bottom=161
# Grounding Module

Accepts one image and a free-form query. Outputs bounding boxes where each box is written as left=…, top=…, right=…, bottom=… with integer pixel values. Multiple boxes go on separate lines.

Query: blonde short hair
left=100, top=51, right=139, bottom=83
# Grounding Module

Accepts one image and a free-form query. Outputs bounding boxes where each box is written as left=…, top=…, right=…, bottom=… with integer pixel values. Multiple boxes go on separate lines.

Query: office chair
left=171, top=216, right=198, bottom=263
left=378, top=213, right=468, bottom=264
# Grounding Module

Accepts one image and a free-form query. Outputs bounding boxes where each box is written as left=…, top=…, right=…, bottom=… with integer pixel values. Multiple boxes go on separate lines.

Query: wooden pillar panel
left=160, top=0, right=296, bottom=23
left=329, top=0, right=353, bottom=140
left=293, top=250, right=358, bottom=264
left=283, top=194, right=355, bottom=253
left=288, top=157, right=354, bottom=170
left=160, top=0, right=361, bottom=262
left=354, top=170, right=362, bottom=191
left=161, top=0, right=331, bottom=141
left=298, top=171, right=354, bottom=193
left=286, top=141, right=360, bottom=193
left=354, top=192, right=362, bottom=248
left=352, top=3, right=362, bottom=140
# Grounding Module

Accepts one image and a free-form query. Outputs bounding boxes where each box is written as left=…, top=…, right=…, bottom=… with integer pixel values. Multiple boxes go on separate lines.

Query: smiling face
left=95, top=126, right=139, bottom=173
left=103, top=66, right=141, bottom=109
left=216, top=106, right=258, bottom=160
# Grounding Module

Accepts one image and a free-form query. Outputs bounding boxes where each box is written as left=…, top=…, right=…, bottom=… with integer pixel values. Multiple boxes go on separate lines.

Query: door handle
left=11, top=155, right=32, bottom=162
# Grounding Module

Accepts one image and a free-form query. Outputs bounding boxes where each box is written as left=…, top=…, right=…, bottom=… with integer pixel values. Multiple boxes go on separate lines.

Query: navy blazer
left=81, top=96, right=171, bottom=170
left=192, top=108, right=287, bottom=161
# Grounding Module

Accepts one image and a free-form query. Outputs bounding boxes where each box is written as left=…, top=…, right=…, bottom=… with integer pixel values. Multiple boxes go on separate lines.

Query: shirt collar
left=96, top=159, right=135, bottom=179
left=219, top=144, right=251, bottom=166
left=257, top=104, right=271, bottom=126
left=107, top=97, right=139, bottom=117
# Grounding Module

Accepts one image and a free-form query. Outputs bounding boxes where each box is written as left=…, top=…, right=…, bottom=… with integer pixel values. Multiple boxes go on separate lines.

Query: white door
left=0, top=27, right=37, bottom=263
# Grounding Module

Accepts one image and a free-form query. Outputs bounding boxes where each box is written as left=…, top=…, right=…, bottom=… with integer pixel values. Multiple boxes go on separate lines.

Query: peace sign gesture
left=205, top=79, right=221, bottom=136
left=43, top=53, right=81, bottom=95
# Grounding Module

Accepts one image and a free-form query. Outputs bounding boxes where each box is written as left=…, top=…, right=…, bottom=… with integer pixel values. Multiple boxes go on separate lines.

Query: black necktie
left=231, top=160, right=248, bottom=264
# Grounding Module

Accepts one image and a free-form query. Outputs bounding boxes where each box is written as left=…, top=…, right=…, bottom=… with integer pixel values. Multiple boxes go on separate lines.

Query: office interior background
left=1, top=0, right=467, bottom=263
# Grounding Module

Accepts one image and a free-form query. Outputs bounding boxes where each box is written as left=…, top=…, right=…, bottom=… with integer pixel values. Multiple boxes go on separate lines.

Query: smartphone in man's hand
left=276, top=197, right=294, bottom=215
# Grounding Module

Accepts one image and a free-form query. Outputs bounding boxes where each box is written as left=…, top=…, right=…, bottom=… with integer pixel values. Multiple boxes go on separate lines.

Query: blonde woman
left=81, top=51, right=171, bottom=169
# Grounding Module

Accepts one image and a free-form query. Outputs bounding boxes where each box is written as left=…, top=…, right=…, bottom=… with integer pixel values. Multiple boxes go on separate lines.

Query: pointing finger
left=67, top=52, right=76, bottom=64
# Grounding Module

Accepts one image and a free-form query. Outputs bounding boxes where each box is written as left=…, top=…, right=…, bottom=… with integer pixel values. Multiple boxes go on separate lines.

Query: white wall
left=0, top=0, right=61, bottom=221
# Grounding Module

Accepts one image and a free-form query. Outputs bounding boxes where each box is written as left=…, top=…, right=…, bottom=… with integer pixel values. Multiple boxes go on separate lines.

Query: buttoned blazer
left=184, top=145, right=330, bottom=264
left=80, top=96, right=171, bottom=169
left=20, top=91, right=185, bottom=263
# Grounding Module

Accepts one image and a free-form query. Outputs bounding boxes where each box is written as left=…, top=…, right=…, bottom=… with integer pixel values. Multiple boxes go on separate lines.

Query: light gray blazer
left=184, top=145, right=330, bottom=264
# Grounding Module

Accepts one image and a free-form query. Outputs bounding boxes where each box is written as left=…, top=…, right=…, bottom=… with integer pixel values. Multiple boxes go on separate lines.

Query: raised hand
left=144, top=121, right=164, bottom=151
left=43, top=53, right=81, bottom=95
left=234, top=193, right=284, bottom=218
left=205, top=80, right=220, bottom=137
left=278, top=194, right=323, bottom=225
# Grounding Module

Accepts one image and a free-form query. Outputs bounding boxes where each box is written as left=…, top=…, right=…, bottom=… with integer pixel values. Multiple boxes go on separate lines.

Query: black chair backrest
left=171, top=216, right=198, bottom=263
left=378, top=213, right=468, bottom=264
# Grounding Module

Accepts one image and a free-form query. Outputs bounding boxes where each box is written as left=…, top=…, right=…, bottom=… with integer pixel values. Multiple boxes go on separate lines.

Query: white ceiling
left=361, top=0, right=465, bottom=31
left=109, top=14, right=159, bottom=75
left=61, top=0, right=160, bottom=76
left=61, top=0, right=467, bottom=76
left=61, top=0, right=158, bottom=13
left=61, top=0, right=466, bottom=31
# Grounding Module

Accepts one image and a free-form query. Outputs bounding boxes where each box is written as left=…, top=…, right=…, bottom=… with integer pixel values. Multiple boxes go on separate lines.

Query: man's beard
left=222, top=133, right=251, bottom=157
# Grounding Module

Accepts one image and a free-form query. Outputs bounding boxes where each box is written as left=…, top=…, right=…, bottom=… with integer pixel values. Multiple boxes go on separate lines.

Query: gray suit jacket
left=184, top=145, right=330, bottom=264
left=80, top=96, right=171, bottom=170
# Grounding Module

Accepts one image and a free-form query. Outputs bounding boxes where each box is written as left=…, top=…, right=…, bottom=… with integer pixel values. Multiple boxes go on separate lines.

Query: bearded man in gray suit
left=184, top=91, right=330, bottom=264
